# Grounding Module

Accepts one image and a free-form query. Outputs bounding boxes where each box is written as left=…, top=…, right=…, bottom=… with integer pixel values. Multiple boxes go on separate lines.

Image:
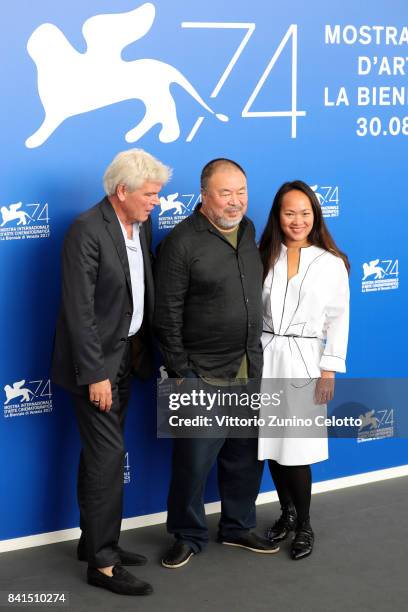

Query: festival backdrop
left=1, top=0, right=407, bottom=542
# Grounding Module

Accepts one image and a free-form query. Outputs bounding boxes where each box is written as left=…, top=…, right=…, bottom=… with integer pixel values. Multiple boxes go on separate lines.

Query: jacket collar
left=100, top=196, right=118, bottom=224
left=100, top=197, right=132, bottom=298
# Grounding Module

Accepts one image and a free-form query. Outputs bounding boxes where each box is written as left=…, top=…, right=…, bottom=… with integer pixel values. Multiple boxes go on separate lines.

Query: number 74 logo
left=182, top=23, right=306, bottom=140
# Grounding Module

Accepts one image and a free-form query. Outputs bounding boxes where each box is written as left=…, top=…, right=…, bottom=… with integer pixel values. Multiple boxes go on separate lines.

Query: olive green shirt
left=202, top=225, right=248, bottom=385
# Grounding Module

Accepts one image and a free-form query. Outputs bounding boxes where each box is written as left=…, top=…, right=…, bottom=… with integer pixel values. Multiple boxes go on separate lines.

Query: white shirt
left=117, top=219, right=145, bottom=336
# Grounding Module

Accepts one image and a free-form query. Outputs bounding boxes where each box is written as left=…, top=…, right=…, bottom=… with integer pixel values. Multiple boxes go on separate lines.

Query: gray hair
left=103, top=148, right=172, bottom=195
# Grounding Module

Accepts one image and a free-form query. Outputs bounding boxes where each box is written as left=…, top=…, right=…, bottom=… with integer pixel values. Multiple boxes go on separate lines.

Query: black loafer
left=265, top=503, right=297, bottom=543
left=78, top=537, right=147, bottom=566
left=161, top=541, right=195, bottom=568
left=291, top=520, right=314, bottom=560
left=220, top=532, right=279, bottom=554
left=87, top=565, right=153, bottom=596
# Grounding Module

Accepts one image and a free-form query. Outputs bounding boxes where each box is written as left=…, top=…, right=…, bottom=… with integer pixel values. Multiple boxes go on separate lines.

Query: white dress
left=258, top=243, right=350, bottom=465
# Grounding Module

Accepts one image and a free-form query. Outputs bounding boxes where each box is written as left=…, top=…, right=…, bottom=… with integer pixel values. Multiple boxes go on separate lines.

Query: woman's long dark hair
left=259, top=180, right=350, bottom=281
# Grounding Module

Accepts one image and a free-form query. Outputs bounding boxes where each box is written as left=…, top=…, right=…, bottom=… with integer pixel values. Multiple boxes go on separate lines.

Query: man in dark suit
left=52, top=149, right=171, bottom=595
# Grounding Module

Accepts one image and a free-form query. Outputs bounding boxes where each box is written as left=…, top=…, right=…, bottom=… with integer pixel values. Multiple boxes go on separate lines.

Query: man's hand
left=176, top=369, right=197, bottom=386
left=314, top=371, right=335, bottom=405
left=89, top=379, right=112, bottom=412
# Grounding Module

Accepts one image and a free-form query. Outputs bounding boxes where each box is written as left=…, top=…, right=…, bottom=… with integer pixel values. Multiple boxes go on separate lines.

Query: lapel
left=100, top=197, right=132, bottom=299
left=278, top=245, right=325, bottom=335
left=272, top=245, right=289, bottom=334
left=139, top=220, right=154, bottom=293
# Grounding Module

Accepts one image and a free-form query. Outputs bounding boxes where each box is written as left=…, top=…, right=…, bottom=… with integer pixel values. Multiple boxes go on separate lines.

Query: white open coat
left=258, top=244, right=350, bottom=465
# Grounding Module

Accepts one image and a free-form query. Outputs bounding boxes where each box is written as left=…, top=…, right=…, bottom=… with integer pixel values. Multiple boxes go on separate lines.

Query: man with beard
left=154, top=158, right=279, bottom=568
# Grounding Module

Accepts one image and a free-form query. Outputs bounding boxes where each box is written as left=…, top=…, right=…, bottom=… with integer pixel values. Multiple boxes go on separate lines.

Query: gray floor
left=0, top=477, right=407, bottom=612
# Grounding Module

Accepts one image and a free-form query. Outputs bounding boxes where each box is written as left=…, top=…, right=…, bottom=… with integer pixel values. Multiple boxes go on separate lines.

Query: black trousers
left=166, top=435, right=264, bottom=552
left=72, top=343, right=132, bottom=568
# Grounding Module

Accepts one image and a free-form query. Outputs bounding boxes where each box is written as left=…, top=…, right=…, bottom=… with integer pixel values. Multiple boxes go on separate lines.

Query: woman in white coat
left=258, top=180, right=350, bottom=560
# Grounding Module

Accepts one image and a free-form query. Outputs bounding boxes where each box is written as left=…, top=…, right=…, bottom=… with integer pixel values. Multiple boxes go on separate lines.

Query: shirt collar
left=114, top=212, right=141, bottom=241
left=191, top=203, right=248, bottom=233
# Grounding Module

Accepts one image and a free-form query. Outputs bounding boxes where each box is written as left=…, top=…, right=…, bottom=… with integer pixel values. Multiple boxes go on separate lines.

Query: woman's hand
left=314, top=370, right=335, bottom=405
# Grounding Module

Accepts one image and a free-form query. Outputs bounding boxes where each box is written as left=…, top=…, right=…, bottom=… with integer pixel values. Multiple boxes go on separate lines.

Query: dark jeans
left=167, top=434, right=264, bottom=552
left=72, top=343, right=132, bottom=568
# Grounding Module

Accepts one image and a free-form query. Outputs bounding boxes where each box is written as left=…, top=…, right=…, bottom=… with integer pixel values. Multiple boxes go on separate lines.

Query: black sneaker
left=220, top=532, right=279, bottom=553
left=87, top=565, right=153, bottom=596
left=161, top=541, right=195, bottom=568
left=265, top=504, right=297, bottom=543
left=291, top=520, right=314, bottom=560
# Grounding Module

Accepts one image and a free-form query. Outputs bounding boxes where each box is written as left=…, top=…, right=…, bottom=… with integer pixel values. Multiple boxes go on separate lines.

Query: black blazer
left=51, top=197, right=154, bottom=394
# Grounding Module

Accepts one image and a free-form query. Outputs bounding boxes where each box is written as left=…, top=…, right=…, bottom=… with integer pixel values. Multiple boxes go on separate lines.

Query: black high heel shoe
left=291, top=519, right=314, bottom=560
left=265, top=503, right=297, bottom=543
